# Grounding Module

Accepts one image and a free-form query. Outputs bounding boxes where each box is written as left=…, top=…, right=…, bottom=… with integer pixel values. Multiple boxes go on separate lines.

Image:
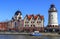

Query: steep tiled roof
left=34, top=16, right=38, bottom=19
left=37, top=14, right=44, bottom=20
left=25, top=14, right=44, bottom=20
left=28, top=15, right=32, bottom=20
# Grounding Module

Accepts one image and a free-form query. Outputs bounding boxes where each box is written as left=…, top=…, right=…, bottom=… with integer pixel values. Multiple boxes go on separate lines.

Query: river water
left=0, top=35, right=60, bottom=39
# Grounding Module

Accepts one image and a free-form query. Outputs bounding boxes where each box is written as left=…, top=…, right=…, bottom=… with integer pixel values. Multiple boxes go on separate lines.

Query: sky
left=0, top=0, right=60, bottom=26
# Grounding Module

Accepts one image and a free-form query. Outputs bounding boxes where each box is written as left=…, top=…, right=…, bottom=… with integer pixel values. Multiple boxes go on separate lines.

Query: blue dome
left=15, top=10, right=22, bottom=15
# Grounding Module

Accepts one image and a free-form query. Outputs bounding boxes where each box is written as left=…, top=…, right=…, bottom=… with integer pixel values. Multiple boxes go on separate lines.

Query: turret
left=48, top=4, right=58, bottom=27
left=12, top=10, right=22, bottom=21
left=48, top=4, right=57, bottom=12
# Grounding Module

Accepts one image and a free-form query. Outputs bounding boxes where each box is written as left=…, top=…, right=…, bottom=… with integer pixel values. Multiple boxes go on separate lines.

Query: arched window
left=15, top=22, right=18, bottom=28
left=53, top=25, right=54, bottom=27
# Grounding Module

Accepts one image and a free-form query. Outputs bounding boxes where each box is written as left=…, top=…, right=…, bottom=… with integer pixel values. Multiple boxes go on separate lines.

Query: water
left=0, top=35, right=60, bottom=39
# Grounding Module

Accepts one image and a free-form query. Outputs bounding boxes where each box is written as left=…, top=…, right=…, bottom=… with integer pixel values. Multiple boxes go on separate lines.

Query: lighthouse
left=48, top=4, right=58, bottom=27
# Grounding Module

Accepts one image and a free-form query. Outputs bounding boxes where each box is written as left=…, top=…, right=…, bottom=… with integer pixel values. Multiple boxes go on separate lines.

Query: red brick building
left=0, top=22, right=8, bottom=31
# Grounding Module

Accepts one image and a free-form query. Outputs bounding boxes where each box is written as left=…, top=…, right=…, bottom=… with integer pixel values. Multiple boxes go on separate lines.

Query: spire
left=48, top=4, right=57, bottom=12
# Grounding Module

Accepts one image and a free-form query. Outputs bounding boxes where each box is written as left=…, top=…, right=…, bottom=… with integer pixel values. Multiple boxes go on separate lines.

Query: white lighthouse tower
left=48, top=4, right=58, bottom=27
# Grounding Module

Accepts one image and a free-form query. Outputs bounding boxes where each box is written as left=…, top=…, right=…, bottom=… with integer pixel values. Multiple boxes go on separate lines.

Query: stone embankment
left=0, top=32, right=31, bottom=35
left=0, top=32, right=60, bottom=36
left=41, top=33, right=60, bottom=36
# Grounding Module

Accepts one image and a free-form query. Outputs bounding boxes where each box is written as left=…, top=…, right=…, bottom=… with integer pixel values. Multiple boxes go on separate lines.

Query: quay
left=0, top=32, right=31, bottom=35
left=41, top=33, right=60, bottom=37
left=0, top=32, right=60, bottom=36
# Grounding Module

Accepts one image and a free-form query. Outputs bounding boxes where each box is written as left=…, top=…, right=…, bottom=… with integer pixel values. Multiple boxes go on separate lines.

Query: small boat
left=30, top=31, right=42, bottom=36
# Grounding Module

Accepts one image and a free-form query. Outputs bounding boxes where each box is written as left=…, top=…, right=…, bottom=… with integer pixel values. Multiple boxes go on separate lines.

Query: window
left=18, top=20, right=20, bottom=22
left=37, top=21, right=38, bottom=23
left=15, top=22, right=16, bottom=26
left=31, top=25, right=32, bottom=27
left=53, top=25, right=54, bottom=27
left=50, top=15, right=53, bottom=19
left=31, top=21, right=34, bottom=23
left=19, top=17, right=21, bottom=19
left=33, top=25, right=35, bottom=27
left=37, top=21, right=41, bottom=23
left=31, top=25, right=35, bottom=27
left=38, top=18, right=40, bottom=20
left=15, top=22, right=18, bottom=28
left=25, top=21, right=29, bottom=23
left=25, top=25, right=26, bottom=27
left=31, top=22, right=32, bottom=23
left=32, top=18, right=34, bottom=20
left=39, top=21, right=41, bottom=23
left=25, top=25, right=29, bottom=27
left=33, top=22, right=34, bottom=23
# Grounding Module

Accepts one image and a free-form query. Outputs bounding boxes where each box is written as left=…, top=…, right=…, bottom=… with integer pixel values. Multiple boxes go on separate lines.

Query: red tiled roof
left=34, top=16, right=38, bottom=19
left=25, top=14, right=44, bottom=20
left=28, top=15, right=32, bottom=20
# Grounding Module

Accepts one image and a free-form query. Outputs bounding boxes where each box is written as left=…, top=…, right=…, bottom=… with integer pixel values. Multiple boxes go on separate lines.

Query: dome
left=15, top=10, right=22, bottom=15
left=48, top=4, right=57, bottom=12
left=51, top=4, right=55, bottom=8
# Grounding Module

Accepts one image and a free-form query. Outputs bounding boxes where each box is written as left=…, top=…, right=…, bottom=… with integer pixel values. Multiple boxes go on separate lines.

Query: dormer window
left=32, top=18, right=34, bottom=20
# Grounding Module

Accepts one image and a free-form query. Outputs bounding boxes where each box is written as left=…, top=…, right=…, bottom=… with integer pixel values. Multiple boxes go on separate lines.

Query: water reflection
left=0, top=35, right=60, bottom=39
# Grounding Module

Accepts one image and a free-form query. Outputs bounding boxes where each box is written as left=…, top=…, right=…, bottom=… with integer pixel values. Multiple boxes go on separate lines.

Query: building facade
left=7, top=10, right=44, bottom=32
left=8, top=11, right=24, bottom=31
left=0, top=22, right=8, bottom=31
left=24, top=14, right=44, bottom=32
left=24, top=14, right=44, bottom=27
